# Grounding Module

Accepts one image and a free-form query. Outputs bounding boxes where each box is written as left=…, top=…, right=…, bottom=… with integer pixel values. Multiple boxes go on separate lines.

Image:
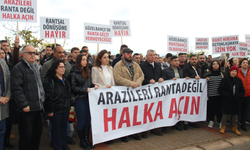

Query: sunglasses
left=24, top=52, right=36, bottom=55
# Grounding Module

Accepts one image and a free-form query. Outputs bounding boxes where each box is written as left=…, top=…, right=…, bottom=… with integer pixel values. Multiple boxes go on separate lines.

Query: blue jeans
left=0, top=119, right=6, bottom=150
left=49, top=118, right=69, bottom=139
left=74, top=100, right=91, bottom=130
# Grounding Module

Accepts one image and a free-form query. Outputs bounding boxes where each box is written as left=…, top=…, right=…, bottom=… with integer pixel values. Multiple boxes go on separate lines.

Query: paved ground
left=8, top=122, right=250, bottom=150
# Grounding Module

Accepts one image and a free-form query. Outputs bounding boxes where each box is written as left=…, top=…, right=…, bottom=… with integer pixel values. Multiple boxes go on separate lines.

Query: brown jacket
left=113, top=60, right=144, bottom=87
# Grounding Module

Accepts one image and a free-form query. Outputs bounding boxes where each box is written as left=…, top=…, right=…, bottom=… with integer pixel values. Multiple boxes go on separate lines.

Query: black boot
left=4, top=138, right=14, bottom=149
left=83, top=127, right=95, bottom=149
left=77, top=130, right=89, bottom=149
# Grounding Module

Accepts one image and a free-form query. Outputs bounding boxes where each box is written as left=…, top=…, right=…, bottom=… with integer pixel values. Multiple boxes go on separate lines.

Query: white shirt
left=150, top=62, right=154, bottom=68
left=101, top=65, right=112, bottom=86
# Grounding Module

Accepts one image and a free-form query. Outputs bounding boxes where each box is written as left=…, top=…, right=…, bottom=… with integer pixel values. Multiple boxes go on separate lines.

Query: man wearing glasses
left=11, top=45, right=45, bottom=150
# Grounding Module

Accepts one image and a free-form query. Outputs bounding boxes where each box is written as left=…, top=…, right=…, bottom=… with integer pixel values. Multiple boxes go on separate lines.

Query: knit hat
left=229, top=65, right=238, bottom=73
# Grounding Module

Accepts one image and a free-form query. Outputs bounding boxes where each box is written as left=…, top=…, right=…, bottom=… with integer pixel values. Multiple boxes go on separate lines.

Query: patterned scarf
left=122, top=58, right=134, bottom=80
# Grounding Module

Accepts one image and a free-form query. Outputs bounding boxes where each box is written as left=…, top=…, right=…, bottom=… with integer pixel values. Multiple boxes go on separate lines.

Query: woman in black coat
left=218, top=65, right=245, bottom=135
left=69, top=54, right=97, bottom=149
left=44, top=60, right=71, bottom=150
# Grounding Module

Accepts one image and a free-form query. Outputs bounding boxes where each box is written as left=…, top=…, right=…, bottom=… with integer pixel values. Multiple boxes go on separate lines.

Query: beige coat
left=113, top=60, right=144, bottom=87
left=92, top=66, right=115, bottom=87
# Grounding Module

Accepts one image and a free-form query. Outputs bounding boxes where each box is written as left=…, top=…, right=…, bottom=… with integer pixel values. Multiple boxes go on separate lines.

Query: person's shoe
left=120, top=137, right=129, bottom=142
left=162, top=127, right=168, bottom=133
left=183, top=124, right=189, bottom=130
left=189, top=123, right=200, bottom=128
left=4, top=138, right=14, bottom=149
left=141, top=132, right=147, bottom=139
left=83, top=127, right=95, bottom=149
left=219, top=122, right=222, bottom=129
left=67, top=136, right=75, bottom=145
left=131, top=134, right=141, bottom=140
left=150, top=129, right=163, bottom=136
left=77, top=130, right=89, bottom=149
left=208, top=121, right=214, bottom=128
left=172, top=124, right=183, bottom=131
left=227, top=121, right=231, bottom=125
left=220, top=125, right=226, bottom=134
left=105, top=140, right=113, bottom=144
left=232, top=126, right=241, bottom=135
left=63, top=146, right=71, bottom=150
left=246, top=120, right=250, bottom=124
left=50, top=140, right=53, bottom=148
left=241, top=124, right=248, bottom=132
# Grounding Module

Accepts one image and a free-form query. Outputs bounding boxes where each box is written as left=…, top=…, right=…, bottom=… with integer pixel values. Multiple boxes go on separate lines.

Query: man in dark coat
left=182, top=55, right=202, bottom=130
left=140, top=49, right=164, bottom=137
left=40, top=46, right=53, bottom=66
left=198, top=54, right=209, bottom=77
left=112, top=44, right=128, bottom=67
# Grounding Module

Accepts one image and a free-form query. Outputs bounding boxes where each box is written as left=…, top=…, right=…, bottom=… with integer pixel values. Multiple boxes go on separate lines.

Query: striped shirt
left=207, top=74, right=223, bottom=97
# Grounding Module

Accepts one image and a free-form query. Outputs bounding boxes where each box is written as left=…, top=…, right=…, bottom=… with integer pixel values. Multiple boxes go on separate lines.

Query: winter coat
left=69, top=66, right=93, bottom=100
left=0, top=59, right=11, bottom=120
left=11, top=59, right=44, bottom=112
left=218, top=76, right=245, bottom=115
left=113, top=60, right=144, bottom=87
left=236, top=68, right=250, bottom=97
left=183, top=62, right=202, bottom=78
left=162, top=65, right=183, bottom=80
left=140, top=60, right=163, bottom=85
left=44, top=74, right=71, bottom=114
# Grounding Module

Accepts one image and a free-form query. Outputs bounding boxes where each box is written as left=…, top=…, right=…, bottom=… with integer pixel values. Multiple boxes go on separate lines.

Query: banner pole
left=54, top=39, right=56, bottom=48
left=121, top=36, right=123, bottom=45
left=97, top=43, right=99, bottom=53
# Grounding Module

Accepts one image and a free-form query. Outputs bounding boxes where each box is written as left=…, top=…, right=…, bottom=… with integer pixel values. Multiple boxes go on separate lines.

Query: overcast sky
left=0, top=0, right=249, bottom=57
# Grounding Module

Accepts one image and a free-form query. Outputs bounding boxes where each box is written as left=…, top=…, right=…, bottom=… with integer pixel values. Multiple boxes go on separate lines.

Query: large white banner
left=89, top=79, right=207, bottom=145
left=167, top=35, right=189, bottom=53
left=195, top=37, right=209, bottom=50
left=212, top=35, right=239, bottom=54
left=230, top=42, right=248, bottom=58
left=110, top=20, right=131, bottom=36
left=0, top=0, right=37, bottom=22
left=40, top=17, right=70, bottom=39
left=84, top=23, right=112, bottom=44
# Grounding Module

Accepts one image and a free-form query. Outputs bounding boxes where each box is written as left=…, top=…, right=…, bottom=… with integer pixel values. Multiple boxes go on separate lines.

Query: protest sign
left=0, top=0, right=37, bottom=22
left=84, top=23, right=112, bottom=44
left=167, top=35, right=189, bottom=53
left=89, top=79, right=207, bottom=145
left=230, top=42, right=248, bottom=58
left=212, top=35, right=239, bottom=54
left=245, top=34, right=250, bottom=48
left=110, top=20, right=131, bottom=36
left=40, top=17, right=70, bottom=39
left=195, top=38, right=209, bottom=50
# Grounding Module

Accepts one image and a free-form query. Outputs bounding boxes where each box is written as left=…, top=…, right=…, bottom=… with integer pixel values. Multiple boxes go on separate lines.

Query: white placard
left=245, top=34, right=250, bottom=48
left=84, top=23, right=112, bottom=44
left=230, top=42, right=248, bottom=58
left=195, top=38, right=209, bottom=50
left=110, top=20, right=131, bottom=36
left=40, top=17, right=70, bottom=39
left=0, top=0, right=37, bottom=22
left=89, top=79, right=207, bottom=145
left=167, top=35, right=189, bottom=53
left=212, top=35, right=239, bottom=54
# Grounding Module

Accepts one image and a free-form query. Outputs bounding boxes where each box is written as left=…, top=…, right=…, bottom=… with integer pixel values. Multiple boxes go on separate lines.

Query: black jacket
left=183, top=63, right=202, bottom=78
left=218, top=76, right=245, bottom=115
left=40, top=54, right=52, bottom=66
left=11, top=59, right=43, bottom=112
left=140, top=61, right=163, bottom=85
left=163, top=65, right=183, bottom=80
left=69, top=66, right=93, bottom=100
left=112, top=54, right=122, bottom=68
left=199, top=62, right=209, bottom=77
left=44, top=74, right=71, bottom=114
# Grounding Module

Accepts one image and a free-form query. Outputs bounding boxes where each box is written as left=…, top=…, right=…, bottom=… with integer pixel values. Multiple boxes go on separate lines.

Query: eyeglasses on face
left=35, top=60, right=40, bottom=62
left=24, top=52, right=36, bottom=55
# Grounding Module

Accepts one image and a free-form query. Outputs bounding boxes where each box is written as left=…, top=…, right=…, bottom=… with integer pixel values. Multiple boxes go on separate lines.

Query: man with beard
left=113, top=48, right=144, bottom=142
left=133, top=53, right=141, bottom=64
left=178, top=53, right=187, bottom=69
left=40, top=46, right=53, bottom=66
left=207, top=55, right=212, bottom=66
left=69, top=47, right=80, bottom=67
left=182, top=55, right=202, bottom=130
left=198, top=54, right=209, bottom=77
left=112, top=44, right=128, bottom=67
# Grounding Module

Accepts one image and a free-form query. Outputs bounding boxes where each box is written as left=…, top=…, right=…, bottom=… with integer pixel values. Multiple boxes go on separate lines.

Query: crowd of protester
left=0, top=36, right=250, bottom=150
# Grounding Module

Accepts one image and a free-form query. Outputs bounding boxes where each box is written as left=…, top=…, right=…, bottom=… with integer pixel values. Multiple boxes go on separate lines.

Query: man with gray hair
left=11, top=45, right=45, bottom=150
